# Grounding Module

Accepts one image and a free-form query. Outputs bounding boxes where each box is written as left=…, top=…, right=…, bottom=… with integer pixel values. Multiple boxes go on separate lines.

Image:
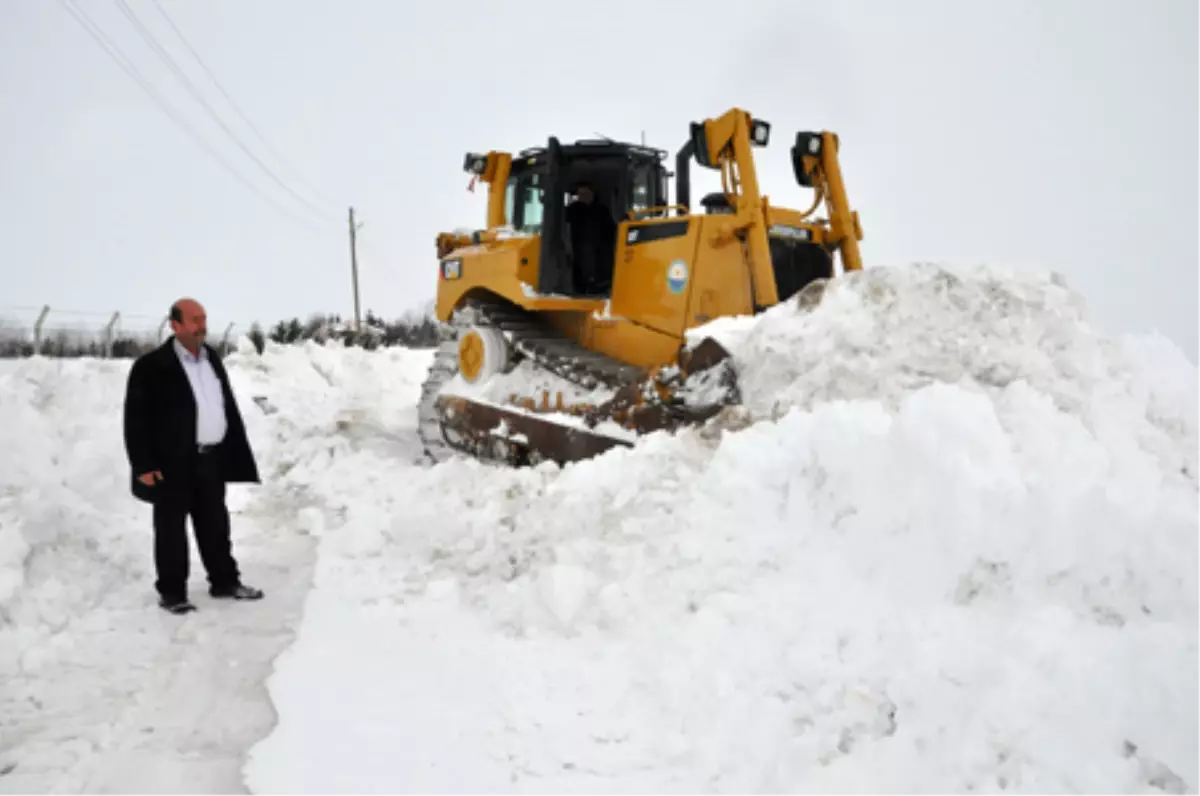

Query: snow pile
left=0, top=358, right=149, bottom=651
left=699, top=261, right=1194, bottom=432
left=245, top=263, right=1197, bottom=792
left=0, top=262, right=1193, bottom=792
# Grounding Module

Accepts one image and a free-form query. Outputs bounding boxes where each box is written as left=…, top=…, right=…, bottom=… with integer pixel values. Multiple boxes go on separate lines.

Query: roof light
left=461, top=153, right=488, bottom=175
left=751, top=118, right=771, bottom=147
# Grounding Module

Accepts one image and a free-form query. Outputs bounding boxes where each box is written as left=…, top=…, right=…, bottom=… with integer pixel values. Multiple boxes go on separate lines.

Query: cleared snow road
left=0, top=344, right=424, bottom=793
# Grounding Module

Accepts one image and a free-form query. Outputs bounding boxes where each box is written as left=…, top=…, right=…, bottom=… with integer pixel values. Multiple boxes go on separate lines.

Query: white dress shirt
left=173, top=340, right=228, bottom=445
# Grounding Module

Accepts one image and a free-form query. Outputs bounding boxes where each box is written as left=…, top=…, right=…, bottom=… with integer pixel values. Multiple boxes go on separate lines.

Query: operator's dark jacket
left=122, top=337, right=260, bottom=504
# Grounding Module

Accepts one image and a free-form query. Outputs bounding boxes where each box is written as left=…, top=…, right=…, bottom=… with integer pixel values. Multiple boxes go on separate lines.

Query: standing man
left=123, top=297, right=264, bottom=614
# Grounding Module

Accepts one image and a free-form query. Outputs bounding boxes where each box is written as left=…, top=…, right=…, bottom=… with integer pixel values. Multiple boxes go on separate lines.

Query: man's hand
left=137, top=470, right=163, bottom=486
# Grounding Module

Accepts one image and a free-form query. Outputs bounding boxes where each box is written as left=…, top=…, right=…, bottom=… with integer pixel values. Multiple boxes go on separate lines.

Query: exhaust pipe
left=675, top=139, right=694, bottom=210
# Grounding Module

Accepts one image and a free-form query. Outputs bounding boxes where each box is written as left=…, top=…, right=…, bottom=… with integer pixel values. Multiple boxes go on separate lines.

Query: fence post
left=33, top=305, right=49, bottom=355
left=103, top=312, right=120, bottom=358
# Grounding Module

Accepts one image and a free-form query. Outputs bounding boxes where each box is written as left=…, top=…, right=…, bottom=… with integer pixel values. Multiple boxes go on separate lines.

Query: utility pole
left=348, top=206, right=362, bottom=331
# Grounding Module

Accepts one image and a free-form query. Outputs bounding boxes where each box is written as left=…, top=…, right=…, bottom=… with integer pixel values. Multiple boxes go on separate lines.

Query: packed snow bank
left=246, top=263, right=1197, bottom=793
left=0, top=340, right=431, bottom=792
left=694, top=262, right=1195, bottom=444
left=0, top=359, right=148, bottom=644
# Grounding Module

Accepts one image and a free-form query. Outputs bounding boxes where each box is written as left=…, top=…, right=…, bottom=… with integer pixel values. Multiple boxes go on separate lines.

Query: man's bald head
left=169, top=297, right=207, bottom=354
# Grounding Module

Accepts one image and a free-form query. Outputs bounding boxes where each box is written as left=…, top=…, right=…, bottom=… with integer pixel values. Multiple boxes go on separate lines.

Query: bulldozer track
left=415, top=336, right=462, bottom=465
left=415, top=297, right=650, bottom=466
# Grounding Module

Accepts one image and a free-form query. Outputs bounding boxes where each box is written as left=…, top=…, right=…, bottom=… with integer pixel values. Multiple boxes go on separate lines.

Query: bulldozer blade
left=435, top=394, right=633, bottom=466
left=584, top=335, right=740, bottom=435
left=429, top=334, right=740, bottom=468
left=585, top=380, right=730, bottom=435
left=678, top=335, right=735, bottom=375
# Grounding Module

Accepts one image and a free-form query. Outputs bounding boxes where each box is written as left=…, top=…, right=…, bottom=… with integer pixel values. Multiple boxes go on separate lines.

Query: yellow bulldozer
left=418, top=107, right=864, bottom=467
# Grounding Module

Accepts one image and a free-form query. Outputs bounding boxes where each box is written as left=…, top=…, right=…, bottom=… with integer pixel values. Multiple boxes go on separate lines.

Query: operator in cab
left=565, top=182, right=616, bottom=295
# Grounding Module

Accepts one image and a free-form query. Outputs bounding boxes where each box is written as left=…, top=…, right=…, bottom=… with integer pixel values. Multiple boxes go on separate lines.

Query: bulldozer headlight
left=689, top=121, right=713, bottom=168
left=751, top=118, right=771, bottom=147
left=791, top=132, right=822, bottom=187
left=462, top=153, right=487, bottom=175
left=441, top=258, right=462, bottom=280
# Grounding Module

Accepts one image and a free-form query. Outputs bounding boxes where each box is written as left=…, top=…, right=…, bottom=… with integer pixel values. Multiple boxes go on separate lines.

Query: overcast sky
left=1, top=0, right=1196, bottom=359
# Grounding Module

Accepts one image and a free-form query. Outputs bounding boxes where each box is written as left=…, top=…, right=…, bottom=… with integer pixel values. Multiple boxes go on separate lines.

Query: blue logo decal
left=666, top=260, right=688, bottom=294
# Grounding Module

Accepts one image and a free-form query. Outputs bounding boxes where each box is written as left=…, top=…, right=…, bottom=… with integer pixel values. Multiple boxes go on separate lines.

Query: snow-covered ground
left=0, top=342, right=424, bottom=792
left=1, top=262, right=1196, bottom=793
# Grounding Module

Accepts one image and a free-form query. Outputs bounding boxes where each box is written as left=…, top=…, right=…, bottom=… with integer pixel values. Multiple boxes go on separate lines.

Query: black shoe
left=210, top=584, right=264, bottom=600
left=159, top=596, right=196, bottom=614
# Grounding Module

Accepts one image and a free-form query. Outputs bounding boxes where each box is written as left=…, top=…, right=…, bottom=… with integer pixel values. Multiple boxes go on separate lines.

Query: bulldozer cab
left=503, top=138, right=670, bottom=296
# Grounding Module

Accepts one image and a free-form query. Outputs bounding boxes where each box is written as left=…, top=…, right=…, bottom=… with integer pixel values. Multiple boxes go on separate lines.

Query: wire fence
left=0, top=304, right=444, bottom=359
left=0, top=305, right=254, bottom=359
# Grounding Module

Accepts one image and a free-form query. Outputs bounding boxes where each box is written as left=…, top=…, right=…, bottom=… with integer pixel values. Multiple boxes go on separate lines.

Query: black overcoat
left=122, top=337, right=260, bottom=503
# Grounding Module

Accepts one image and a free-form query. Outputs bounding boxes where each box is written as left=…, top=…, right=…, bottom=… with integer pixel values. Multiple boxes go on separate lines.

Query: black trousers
left=573, top=243, right=604, bottom=293
left=152, top=449, right=241, bottom=600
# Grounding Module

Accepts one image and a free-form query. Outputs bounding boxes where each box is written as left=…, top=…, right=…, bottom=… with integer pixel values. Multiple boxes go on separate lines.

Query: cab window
left=505, top=172, right=544, bottom=232
left=630, top=168, right=652, bottom=212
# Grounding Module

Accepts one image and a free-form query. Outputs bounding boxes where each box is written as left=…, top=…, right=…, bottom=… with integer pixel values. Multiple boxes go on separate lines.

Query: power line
left=109, top=0, right=336, bottom=224
left=147, top=0, right=344, bottom=215
left=57, top=0, right=330, bottom=236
